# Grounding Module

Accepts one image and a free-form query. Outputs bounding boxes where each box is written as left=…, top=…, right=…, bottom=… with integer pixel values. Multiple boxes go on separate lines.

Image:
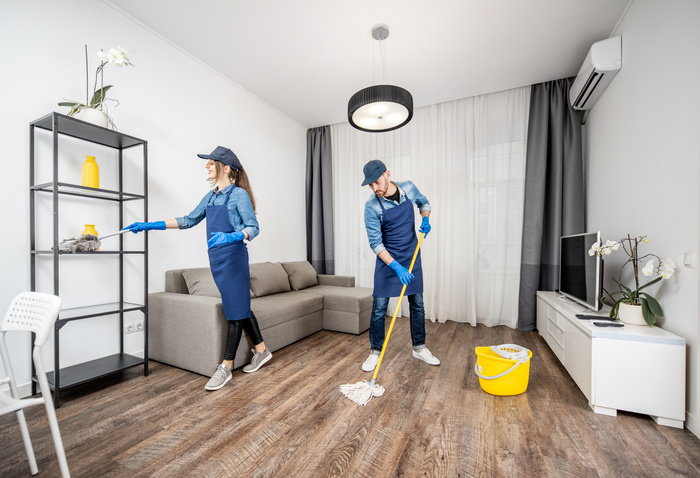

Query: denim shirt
left=364, top=180, right=431, bottom=255
left=176, top=184, right=259, bottom=241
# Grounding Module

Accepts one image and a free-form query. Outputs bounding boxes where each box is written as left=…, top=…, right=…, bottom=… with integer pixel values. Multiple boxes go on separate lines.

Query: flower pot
left=73, top=108, right=109, bottom=128
left=618, top=302, right=647, bottom=326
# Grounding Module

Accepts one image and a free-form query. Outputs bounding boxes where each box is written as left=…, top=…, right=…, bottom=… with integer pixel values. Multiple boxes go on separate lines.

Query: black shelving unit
left=29, top=112, right=149, bottom=407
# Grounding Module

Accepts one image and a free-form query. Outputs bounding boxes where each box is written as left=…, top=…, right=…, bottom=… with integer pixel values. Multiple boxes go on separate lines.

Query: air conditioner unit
left=569, top=36, right=622, bottom=110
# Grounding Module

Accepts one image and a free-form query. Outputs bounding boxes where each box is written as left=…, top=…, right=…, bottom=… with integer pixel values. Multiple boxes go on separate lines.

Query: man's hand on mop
left=419, top=216, right=431, bottom=237
left=389, top=260, right=413, bottom=286
left=122, top=221, right=166, bottom=233
left=208, top=231, right=245, bottom=248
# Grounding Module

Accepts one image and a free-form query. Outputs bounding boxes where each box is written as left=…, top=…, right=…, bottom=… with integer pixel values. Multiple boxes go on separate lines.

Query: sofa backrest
left=165, top=262, right=321, bottom=297
left=165, top=268, right=202, bottom=294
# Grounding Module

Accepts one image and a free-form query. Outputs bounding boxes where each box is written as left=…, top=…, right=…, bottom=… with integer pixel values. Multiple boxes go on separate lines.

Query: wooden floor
left=2, top=319, right=700, bottom=477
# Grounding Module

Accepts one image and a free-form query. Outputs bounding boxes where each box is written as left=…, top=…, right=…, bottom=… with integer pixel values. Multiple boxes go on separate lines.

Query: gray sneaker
left=243, top=348, right=272, bottom=373
left=205, top=364, right=232, bottom=390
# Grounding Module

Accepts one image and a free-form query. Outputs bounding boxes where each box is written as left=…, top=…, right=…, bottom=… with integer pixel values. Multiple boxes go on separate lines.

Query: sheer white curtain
left=332, top=86, right=530, bottom=327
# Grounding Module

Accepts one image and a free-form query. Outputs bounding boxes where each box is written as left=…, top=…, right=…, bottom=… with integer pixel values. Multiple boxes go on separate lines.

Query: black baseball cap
left=197, top=146, right=241, bottom=170
left=361, top=160, right=387, bottom=186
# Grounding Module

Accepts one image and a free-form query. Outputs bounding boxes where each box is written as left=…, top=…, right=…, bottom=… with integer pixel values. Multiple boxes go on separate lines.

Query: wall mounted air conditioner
left=569, top=36, right=622, bottom=110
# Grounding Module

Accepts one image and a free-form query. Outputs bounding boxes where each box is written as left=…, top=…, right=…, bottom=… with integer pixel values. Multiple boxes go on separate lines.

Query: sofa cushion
left=249, top=262, right=292, bottom=298
left=281, top=261, right=319, bottom=291
left=182, top=268, right=221, bottom=298
left=251, top=291, right=324, bottom=329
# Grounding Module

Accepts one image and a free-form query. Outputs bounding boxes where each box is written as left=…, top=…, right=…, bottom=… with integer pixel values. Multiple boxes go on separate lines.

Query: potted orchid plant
left=589, top=234, right=676, bottom=326
left=58, top=45, right=133, bottom=129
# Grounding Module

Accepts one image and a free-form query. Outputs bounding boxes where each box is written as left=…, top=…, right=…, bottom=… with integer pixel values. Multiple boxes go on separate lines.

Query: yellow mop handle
left=371, top=232, right=425, bottom=382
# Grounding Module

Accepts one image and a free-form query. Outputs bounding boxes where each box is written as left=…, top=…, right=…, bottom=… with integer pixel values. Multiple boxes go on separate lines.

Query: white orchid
left=58, top=44, right=134, bottom=123
left=660, top=258, right=676, bottom=279
left=590, top=234, right=676, bottom=326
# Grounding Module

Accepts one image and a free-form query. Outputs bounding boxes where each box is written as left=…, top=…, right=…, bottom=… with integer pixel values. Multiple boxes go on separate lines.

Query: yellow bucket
left=474, top=344, right=532, bottom=396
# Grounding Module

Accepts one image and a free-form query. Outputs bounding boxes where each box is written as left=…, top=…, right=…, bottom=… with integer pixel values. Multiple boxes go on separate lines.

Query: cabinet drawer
left=547, top=319, right=565, bottom=364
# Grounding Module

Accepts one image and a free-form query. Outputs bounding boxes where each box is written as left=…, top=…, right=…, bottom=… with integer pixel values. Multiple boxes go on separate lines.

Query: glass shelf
left=58, top=302, right=144, bottom=323
left=31, top=182, right=144, bottom=201
left=32, top=250, right=145, bottom=255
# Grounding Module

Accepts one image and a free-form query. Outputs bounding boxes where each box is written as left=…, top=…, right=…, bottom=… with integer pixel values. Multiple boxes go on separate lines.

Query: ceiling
left=106, top=0, right=631, bottom=129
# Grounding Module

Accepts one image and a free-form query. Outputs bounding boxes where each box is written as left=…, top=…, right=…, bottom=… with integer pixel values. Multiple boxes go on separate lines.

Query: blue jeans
left=369, top=294, right=426, bottom=352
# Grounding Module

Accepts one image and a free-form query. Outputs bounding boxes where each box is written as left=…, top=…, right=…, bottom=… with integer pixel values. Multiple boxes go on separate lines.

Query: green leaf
left=640, top=293, right=663, bottom=317
left=58, top=101, right=83, bottom=107
left=640, top=299, right=657, bottom=326
left=88, top=85, right=114, bottom=108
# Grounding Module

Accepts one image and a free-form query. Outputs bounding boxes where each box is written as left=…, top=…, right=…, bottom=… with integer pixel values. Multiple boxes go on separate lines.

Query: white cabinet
left=536, top=291, right=686, bottom=428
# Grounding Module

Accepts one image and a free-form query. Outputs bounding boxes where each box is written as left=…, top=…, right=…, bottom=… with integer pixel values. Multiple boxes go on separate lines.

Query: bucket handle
left=474, top=360, right=522, bottom=380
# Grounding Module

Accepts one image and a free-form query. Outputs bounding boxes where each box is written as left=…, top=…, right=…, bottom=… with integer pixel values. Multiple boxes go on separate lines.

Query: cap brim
left=197, top=153, right=213, bottom=159
left=361, top=175, right=380, bottom=186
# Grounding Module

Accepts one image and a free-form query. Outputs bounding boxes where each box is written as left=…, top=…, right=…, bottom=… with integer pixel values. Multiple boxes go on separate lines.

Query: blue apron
left=206, top=186, right=251, bottom=321
left=373, top=190, right=423, bottom=298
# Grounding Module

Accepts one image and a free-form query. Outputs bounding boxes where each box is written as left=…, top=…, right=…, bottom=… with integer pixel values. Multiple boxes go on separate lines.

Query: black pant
left=223, top=312, right=264, bottom=361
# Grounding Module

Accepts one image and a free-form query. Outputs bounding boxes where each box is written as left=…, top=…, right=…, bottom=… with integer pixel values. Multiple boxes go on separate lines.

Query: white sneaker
left=413, top=347, right=440, bottom=366
left=362, top=352, right=380, bottom=372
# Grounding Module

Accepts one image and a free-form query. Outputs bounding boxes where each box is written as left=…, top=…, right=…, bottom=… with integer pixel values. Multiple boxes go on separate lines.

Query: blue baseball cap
left=197, top=146, right=241, bottom=170
left=361, top=160, right=387, bottom=186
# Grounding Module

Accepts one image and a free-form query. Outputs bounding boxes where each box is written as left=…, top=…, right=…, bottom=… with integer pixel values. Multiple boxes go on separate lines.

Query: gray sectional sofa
left=148, top=261, right=373, bottom=376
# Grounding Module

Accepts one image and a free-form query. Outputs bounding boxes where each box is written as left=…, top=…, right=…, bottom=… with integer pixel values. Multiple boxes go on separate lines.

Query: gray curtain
left=518, top=78, right=584, bottom=331
left=306, top=126, right=334, bottom=274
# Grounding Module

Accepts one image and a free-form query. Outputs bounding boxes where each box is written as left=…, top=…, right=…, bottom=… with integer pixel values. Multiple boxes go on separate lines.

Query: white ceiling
left=106, top=0, right=631, bottom=129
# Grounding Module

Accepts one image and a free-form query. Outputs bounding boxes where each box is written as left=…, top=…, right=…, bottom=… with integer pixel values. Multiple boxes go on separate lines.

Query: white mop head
left=339, top=380, right=385, bottom=406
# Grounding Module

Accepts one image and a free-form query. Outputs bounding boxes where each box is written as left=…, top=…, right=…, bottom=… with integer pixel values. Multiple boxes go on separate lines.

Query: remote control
left=592, top=321, right=624, bottom=327
left=576, top=314, right=614, bottom=321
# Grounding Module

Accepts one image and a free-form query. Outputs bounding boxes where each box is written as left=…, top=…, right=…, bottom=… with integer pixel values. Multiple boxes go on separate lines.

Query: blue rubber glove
left=208, top=231, right=245, bottom=248
left=419, top=216, right=431, bottom=237
left=389, top=260, right=413, bottom=286
left=122, top=221, right=166, bottom=233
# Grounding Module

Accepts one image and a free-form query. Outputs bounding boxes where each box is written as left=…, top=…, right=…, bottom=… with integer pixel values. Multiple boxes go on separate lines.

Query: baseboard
left=686, top=410, right=699, bottom=439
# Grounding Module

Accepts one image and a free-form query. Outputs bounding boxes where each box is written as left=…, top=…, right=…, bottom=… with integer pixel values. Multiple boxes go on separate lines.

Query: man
left=361, top=159, right=440, bottom=372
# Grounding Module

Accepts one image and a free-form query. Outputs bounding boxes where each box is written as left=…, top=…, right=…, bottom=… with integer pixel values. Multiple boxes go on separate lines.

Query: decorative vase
left=82, top=224, right=98, bottom=236
left=82, top=156, right=99, bottom=188
left=618, top=302, right=647, bottom=326
left=73, top=107, right=109, bottom=128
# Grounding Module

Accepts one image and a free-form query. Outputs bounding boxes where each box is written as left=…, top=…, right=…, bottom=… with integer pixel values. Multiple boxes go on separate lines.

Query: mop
left=339, top=232, right=425, bottom=406
left=58, top=229, right=129, bottom=253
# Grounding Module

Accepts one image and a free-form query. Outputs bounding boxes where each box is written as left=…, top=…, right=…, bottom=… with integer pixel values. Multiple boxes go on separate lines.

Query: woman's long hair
left=208, top=162, right=257, bottom=213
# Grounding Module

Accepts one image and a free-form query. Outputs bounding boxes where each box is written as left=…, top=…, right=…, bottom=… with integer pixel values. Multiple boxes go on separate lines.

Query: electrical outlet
left=124, top=323, right=135, bottom=334
left=135, top=321, right=144, bottom=331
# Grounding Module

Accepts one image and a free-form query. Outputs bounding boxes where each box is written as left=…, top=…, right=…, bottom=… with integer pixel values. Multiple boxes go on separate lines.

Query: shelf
left=32, top=182, right=144, bottom=201
left=30, top=112, right=149, bottom=407
left=31, top=112, right=146, bottom=150
left=58, top=302, right=144, bottom=322
left=41, top=353, right=145, bottom=390
left=32, top=250, right=146, bottom=255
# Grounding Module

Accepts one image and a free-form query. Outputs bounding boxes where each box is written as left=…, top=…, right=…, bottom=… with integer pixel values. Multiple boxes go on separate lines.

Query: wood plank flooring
left=2, top=320, right=700, bottom=477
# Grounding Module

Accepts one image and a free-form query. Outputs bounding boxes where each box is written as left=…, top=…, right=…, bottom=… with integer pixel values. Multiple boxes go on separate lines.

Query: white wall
left=0, top=0, right=307, bottom=393
left=585, top=0, right=700, bottom=435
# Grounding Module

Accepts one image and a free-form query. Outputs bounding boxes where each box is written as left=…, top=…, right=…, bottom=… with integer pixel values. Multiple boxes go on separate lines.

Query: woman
left=123, top=146, right=271, bottom=391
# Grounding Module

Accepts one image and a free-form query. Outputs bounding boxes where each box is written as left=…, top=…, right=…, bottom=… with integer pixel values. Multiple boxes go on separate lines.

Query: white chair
left=0, top=292, right=70, bottom=477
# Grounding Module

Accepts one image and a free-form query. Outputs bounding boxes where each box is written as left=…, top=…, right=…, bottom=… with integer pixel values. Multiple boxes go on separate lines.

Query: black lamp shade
left=348, top=84, right=413, bottom=132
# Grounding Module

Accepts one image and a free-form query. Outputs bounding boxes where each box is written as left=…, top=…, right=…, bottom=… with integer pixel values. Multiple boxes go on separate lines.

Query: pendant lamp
left=348, top=24, right=413, bottom=133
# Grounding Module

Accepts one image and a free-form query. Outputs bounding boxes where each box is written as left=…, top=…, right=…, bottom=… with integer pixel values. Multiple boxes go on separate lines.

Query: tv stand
left=536, top=291, right=686, bottom=428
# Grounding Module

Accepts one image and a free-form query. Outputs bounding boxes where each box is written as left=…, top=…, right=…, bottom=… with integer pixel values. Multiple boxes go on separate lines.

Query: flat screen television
left=559, top=231, right=603, bottom=311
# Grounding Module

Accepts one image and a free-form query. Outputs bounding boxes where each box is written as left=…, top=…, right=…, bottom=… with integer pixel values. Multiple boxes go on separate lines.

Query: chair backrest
left=1, top=292, right=62, bottom=347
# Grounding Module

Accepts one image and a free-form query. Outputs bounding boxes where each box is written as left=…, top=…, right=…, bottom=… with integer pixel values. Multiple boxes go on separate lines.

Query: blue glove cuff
left=389, top=260, right=403, bottom=272
left=152, top=221, right=166, bottom=230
